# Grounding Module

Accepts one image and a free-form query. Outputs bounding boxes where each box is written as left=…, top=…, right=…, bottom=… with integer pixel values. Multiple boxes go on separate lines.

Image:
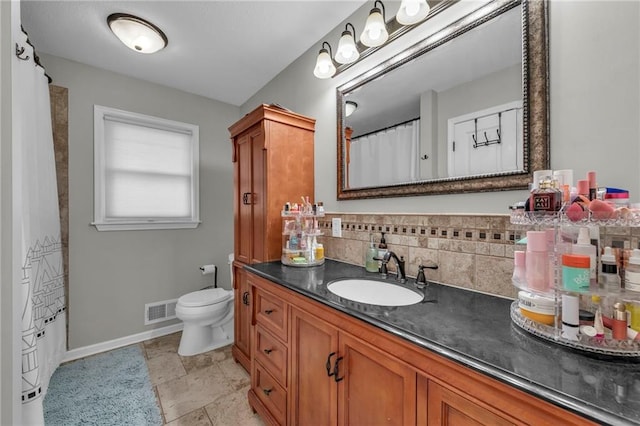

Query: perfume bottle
left=529, top=176, right=562, bottom=212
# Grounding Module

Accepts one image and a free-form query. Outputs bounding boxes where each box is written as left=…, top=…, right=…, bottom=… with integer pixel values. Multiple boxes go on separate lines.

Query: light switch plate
left=332, top=218, right=342, bottom=237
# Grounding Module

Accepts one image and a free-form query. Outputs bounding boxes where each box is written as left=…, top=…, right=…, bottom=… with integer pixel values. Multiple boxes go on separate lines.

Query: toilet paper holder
left=199, top=264, right=218, bottom=288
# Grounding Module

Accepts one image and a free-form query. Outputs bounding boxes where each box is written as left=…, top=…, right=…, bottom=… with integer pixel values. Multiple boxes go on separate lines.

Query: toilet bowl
left=176, top=257, right=235, bottom=356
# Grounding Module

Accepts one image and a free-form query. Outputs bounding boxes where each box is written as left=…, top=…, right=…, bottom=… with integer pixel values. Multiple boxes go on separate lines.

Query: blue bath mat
left=44, top=345, right=162, bottom=426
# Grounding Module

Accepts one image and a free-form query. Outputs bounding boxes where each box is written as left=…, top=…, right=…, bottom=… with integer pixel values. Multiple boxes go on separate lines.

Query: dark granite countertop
left=245, top=259, right=640, bottom=426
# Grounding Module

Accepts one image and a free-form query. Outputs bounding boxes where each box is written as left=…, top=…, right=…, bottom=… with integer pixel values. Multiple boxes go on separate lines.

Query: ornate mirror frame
left=336, top=0, right=548, bottom=200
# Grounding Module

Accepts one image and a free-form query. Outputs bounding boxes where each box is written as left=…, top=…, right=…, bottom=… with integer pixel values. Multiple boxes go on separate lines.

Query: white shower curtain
left=14, top=30, right=66, bottom=425
left=349, top=119, right=420, bottom=188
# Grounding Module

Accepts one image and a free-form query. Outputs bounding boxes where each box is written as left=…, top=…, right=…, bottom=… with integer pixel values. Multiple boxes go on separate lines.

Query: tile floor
left=141, top=332, right=264, bottom=426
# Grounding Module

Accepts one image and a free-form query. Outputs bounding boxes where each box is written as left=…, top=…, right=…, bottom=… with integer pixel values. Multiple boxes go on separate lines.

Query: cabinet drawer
left=255, top=289, right=288, bottom=342
left=254, top=361, right=287, bottom=426
left=255, top=325, right=287, bottom=386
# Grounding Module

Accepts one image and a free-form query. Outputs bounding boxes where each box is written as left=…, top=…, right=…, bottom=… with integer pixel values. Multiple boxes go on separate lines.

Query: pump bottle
left=365, top=234, right=379, bottom=272
left=599, top=246, right=621, bottom=291
left=572, top=227, right=597, bottom=287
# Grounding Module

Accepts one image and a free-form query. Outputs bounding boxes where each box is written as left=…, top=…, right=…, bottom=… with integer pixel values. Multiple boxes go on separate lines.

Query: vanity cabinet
left=246, top=271, right=596, bottom=426
left=229, top=104, right=315, bottom=371
left=290, top=307, right=416, bottom=426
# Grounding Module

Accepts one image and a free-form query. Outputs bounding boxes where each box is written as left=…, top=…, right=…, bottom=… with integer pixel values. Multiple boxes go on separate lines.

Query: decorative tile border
left=318, top=213, right=639, bottom=300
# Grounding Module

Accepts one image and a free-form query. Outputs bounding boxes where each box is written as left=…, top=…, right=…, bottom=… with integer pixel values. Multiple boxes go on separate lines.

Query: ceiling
left=20, top=1, right=367, bottom=106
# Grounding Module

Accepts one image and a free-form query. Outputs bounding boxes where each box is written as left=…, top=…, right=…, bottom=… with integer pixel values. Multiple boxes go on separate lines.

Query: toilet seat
left=178, top=288, right=231, bottom=308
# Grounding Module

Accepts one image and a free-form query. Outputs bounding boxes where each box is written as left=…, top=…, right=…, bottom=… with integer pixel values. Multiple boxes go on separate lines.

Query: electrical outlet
left=332, top=218, right=342, bottom=237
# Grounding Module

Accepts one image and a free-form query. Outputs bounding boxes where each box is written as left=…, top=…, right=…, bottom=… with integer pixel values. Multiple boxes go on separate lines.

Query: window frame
left=93, top=105, right=200, bottom=231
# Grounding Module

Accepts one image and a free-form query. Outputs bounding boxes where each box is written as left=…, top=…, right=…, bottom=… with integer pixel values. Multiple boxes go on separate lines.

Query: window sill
left=91, top=221, right=201, bottom=231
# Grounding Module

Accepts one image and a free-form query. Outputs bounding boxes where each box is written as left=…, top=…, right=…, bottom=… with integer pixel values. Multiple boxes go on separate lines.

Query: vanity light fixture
left=360, top=1, right=389, bottom=47
left=313, top=42, right=337, bottom=79
left=107, top=13, right=168, bottom=54
left=345, top=101, right=358, bottom=117
left=396, top=0, right=431, bottom=25
left=335, top=23, right=360, bottom=64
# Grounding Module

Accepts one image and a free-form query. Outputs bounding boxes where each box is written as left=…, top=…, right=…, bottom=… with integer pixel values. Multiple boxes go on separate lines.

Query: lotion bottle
left=572, top=227, right=597, bottom=287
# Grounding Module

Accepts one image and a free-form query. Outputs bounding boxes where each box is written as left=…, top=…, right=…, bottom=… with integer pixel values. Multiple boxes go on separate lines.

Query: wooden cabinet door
left=234, top=124, right=263, bottom=264
left=425, top=378, right=516, bottom=426
left=232, top=266, right=252, bottom=372
left=338, top=333, right=417, bottom=426
left=290, top=308, right=339, bottom=426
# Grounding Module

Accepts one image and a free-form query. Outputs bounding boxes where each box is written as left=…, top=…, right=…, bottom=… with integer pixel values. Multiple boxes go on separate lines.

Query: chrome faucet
left=382, top=251, right=406, bottom=284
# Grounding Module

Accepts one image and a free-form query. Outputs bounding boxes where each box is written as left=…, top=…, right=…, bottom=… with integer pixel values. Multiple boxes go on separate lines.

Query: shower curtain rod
left=16, top=25, right=53, bottom=83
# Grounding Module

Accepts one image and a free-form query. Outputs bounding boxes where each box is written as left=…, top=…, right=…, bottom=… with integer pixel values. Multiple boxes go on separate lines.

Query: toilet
left=175, top=255, right=235, bottom=356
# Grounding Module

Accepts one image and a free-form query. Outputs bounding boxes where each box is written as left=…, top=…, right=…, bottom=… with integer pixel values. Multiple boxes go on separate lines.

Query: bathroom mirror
left=337, top=0, right=548, bottom=199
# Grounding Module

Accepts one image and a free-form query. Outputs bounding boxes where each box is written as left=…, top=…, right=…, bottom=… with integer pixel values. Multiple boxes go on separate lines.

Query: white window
left=93, top=105, right=200, bottom=231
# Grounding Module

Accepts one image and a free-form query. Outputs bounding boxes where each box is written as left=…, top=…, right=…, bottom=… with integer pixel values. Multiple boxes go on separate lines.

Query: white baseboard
left=62, top=323, right=184, bottom=363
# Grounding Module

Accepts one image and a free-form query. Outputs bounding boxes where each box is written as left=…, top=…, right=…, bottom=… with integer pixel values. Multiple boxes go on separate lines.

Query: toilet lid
left=178, top=288, right=231, bottom=307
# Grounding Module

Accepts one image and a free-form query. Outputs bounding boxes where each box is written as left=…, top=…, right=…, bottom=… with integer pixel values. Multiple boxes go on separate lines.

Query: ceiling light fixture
left=360, top=1, right=389, bottom=47
left=314, top=42, right=337, bottom=79
left=345, top=101, right=358, bottom=117
left=335, top=23, right=360, bottom=64
left=107, top=13, right=168, bottom=54
left=396, top=0, right=431, bottom=25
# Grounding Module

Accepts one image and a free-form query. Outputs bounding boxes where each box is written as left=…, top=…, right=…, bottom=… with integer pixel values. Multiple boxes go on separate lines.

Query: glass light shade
left=335, top=31, right=360, bottom=64
left=108, top=14, right=167, bottom=54
left=345, top=101, right=358, bottom=117
left=314, top=48, right=336, bottom=79
left=360, top=7, right=389, bottom=47
left=396, top=0, right=431, bottom=25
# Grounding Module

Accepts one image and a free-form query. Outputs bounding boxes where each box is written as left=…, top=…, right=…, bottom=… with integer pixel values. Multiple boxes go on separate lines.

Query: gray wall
left=40, top=54, right=239, bottom=349
left=242, top=1, right=640, bottom=214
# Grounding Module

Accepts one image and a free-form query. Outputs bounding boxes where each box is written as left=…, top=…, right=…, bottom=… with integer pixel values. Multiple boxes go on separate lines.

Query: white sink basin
left=327, top=279, right=423, bottom=306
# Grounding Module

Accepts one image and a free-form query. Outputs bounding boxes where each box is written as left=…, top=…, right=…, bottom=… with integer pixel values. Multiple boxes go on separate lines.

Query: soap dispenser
left=365, top=234, right=378, bottom=272
left=378, top=232, right=388, bottom=259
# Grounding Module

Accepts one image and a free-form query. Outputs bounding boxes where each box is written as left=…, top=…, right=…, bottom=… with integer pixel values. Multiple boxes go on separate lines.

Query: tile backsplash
left=317, top=213, right=640, bottom=300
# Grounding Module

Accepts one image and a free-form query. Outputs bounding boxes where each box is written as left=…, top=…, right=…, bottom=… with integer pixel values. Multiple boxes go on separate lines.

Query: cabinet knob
left=242, top=291, right=249, bottom=306
left=262, top=388, right=273, bottom=396
left=264, top=309, right=274, bottom=315
left=263, top=348, right=273, bottom=355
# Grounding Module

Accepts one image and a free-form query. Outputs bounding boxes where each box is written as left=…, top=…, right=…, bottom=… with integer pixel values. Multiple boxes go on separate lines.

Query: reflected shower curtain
left=349, top=119, right=420, bottom=188
left=15, top=30, right=66, bottom=425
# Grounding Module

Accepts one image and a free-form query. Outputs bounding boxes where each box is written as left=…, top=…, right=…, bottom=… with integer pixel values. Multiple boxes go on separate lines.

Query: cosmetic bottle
left=512, top=251, right=526, bottom=286
left=562, top=254, right=590, bottom=292
left=561, top=294, right=580, bottom=341
left=624, top=249, right=640, bottom=293
left=365, top=235, right=379, bottom=272
left=572, top=227, right=597, bottom=287
left=587, top=171, right=597, bottom=201
left=525, top=231, right=550, bottom=292
left=553, top=169, right=573, bottom=203
left=529, top=176, right=562, bottom=212
left=612, top=302, right=628, bottom=340
left=599, top=246, right=621, bottom=291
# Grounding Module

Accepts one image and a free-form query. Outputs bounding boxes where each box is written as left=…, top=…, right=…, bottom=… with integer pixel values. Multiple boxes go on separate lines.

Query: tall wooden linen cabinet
left=229, top=104, right=315, bottom=372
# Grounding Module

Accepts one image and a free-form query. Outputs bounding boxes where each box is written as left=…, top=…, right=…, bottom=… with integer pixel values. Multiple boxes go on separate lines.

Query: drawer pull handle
left=333, top=356, right=344, bottom=382
left=262, top=388, right=273, bottom=396
left=242, top=291, right=249, bottom=306
left=326, top=352, right=336, bottom=377
left=264, top=309, right=274, bottom=315
left=263, top=348, right=273, bottom=355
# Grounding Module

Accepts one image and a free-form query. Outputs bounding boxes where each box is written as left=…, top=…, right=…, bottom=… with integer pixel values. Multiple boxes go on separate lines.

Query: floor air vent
left=144, top=299, right=178, bottom=325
